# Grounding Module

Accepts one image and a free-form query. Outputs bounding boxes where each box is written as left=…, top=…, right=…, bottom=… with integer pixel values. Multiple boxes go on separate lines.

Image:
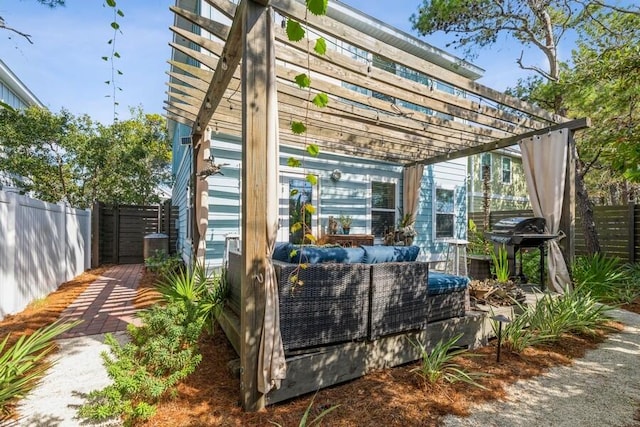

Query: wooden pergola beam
left=191, top=0, right=246, bottom=144
left=413, top=118, right=591, bottom=166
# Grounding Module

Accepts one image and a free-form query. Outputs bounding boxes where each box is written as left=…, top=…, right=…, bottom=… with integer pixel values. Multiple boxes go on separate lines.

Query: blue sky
left=0, top=0, right=548, bottom=124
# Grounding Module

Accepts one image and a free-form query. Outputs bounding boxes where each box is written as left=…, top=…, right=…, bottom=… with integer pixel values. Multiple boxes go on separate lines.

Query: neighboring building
left=168, top=0, right=524, bottom=266
left=0, top=59, right=44, bottom=191
left=0, top=59, right=43, bottom=110
left=467, top=147, right=530, bottom=213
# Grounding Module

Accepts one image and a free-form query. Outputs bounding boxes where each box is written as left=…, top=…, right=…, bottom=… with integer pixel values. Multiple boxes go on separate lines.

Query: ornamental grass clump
left=500, top=287, right=613, bottom=353
left=409, top=333, right=487, bottom=389
left=0, top=320, right=80, bottom=415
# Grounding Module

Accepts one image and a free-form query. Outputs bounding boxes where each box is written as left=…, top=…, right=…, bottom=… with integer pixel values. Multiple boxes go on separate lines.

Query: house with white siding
left=0, top=59, right=44, bottom=191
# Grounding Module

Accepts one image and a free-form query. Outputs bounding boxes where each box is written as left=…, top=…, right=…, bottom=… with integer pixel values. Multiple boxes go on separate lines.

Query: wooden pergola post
left=240, top=0, right=272, bottom=412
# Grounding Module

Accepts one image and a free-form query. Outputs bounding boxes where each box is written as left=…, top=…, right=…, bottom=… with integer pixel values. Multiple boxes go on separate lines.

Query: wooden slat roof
left=165, top=0, right=572, bottom=165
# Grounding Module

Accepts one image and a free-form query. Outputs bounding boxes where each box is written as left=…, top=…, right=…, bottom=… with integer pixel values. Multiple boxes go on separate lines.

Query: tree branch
left=516, top=51, right=557, bottom=81
left=0, top=18, right=34, bottom=44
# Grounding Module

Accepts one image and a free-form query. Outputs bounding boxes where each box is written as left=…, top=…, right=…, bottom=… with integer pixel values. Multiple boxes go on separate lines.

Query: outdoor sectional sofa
left=226, top=244, right=469, bottom=353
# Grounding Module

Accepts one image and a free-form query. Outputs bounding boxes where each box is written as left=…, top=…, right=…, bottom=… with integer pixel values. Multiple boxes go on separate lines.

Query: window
left=480, top=153, right=492, bottom=181
left=502, top=157, right=512, bottom=184
left=435, top=188, right=454, bottom=239
left=288, top=179, right=313, bottom=244
left=371, top=181, right=396, bottom=237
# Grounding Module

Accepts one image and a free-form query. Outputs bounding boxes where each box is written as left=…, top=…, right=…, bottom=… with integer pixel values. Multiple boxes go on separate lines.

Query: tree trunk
left=576, top=157, right=601, bottom=254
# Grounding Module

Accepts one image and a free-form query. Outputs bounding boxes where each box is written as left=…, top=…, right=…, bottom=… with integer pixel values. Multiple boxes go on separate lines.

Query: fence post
left=91, top=202, right=100, bottom=268
left=629, top=203, right=636, bottom=264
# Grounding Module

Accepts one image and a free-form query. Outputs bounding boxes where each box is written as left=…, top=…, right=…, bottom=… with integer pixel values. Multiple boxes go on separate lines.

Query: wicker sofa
left=226, top=244, right=468, bottom=353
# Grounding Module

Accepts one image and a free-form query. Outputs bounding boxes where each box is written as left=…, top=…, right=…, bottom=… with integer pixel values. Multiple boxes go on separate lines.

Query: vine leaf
left=306, top=174, right=318, bottom=186
left=106, top=0, right=116, bottom=7
left=110, top=22, right=120, bottom=30
left=291, top=121, right=307, bottom=134
left=117, top=9, right=124, bottom=17
left=286, top=19, right=305, bottom=42
left=287, top=157, right=303, bottom=168
left=306, top=0, right=328, bottom=16
left=291, top=222, right=303, bottom=233
left=314, top=38, right=327, bottom=55
left=312, top=93, right=329, bottom=108
left=304, top=233, right=317, bottom=243
left=304, top=203, right=316, bottom=214
left=290, top=188, right=299, bottom=196
left=306, top=144, right=320, bottom=157
left=295, top=73, right=311, bottom=88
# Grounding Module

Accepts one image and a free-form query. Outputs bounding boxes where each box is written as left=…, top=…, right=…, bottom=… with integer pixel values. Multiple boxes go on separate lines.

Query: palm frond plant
left=1, top=319, right=80, bottom=414
left=409, top=333, right=487, bottom=389
left=572, top=254, right=635, bottom=303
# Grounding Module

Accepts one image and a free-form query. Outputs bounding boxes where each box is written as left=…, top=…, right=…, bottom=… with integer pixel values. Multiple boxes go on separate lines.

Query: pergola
left=165, top=0, right=588, bottom=411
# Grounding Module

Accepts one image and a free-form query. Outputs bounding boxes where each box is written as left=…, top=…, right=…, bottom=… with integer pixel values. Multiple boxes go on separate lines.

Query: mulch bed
left=1, top=266, right=637, bottom=426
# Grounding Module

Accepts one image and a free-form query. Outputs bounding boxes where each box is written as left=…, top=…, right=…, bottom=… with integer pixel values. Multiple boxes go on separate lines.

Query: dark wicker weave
left=274, top=260, right=371, bottom=352
left=369, top=262, right=430, bottom=340
left=427, top=288, right=468, bottom=323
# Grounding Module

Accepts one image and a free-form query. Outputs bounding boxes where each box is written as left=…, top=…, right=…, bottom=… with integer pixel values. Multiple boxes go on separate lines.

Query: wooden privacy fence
left=92, top=201, right=177, bottom=266
left=0, top=191, right=91, bottom=319
left=470, top=204, right=640, bottom=263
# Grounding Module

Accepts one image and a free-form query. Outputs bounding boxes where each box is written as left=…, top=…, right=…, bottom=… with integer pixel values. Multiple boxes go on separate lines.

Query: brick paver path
left=58, top=264, right=143, bottom=338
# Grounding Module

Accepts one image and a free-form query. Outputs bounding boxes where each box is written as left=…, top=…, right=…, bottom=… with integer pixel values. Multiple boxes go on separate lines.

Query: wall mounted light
left=330, top=169, right=342, bottom=182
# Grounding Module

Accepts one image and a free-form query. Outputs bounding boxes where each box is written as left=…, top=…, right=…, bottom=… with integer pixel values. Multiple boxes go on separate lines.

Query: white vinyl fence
left=0, top=191, right=91, bottom=319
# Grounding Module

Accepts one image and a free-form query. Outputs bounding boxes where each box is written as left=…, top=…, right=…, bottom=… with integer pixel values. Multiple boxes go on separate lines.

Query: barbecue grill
left=486, top=217, right=558, bottom=288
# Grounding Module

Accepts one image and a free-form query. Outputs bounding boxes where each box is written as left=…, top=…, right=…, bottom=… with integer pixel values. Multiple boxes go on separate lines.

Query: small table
left=325, top=234, right=374, bottom=248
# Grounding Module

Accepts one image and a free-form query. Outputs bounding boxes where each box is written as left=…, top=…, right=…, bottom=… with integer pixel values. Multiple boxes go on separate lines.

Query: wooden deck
left=218, top=298, right=530, bottom=405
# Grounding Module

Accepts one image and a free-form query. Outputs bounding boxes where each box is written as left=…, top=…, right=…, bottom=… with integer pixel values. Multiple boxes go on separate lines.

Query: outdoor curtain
left=257, top=7, right=287, bottom=395
left=518, top=130, right=572, bottom=293
left=403, top=164, right=424, bottom=223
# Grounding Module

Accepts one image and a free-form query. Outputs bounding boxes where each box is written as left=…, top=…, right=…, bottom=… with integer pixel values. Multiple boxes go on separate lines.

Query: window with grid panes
left=435, top=188, right=454, bottom=239
left=371, top=181, right=396, bottom=237
left=502, top=157, right=512, bottom=184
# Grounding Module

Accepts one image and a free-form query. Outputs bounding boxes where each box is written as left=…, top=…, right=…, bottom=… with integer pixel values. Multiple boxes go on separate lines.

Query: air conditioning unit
left=180, top=135, right=192, bottom=145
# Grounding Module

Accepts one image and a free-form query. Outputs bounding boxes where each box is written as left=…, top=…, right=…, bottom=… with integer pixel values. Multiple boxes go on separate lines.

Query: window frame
left=434, top=186, right=455, bottom=240
left=370, top=179, right=398, bottom=239
left=501, top=156, right=512, bottom=184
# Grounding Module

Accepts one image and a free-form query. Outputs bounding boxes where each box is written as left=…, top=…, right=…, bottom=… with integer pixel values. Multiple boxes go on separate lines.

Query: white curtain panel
left=258, top=6, right=286, bottom=394
left=403, top=164, right=424, bottom=222
left=518, top=130, right=572, bottom=293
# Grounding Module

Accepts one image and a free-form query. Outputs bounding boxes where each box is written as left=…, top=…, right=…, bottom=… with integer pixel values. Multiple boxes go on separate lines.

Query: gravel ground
left=442, top=309, right=640, bottom=427
left=8, top=332, right=128, bottom=427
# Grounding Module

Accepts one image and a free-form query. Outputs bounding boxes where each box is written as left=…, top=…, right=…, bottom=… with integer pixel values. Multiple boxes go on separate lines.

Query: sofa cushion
left=427, top=272, right=470, bottom=296
left=272, top=242, right=292, bottom=262
left=289, top=245, right=365, bottom=264
left=361, top=245, right=420, bottom=264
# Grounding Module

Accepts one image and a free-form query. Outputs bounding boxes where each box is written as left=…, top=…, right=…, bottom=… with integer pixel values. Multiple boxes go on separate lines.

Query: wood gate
left=91, top=201, right=177, bottom=266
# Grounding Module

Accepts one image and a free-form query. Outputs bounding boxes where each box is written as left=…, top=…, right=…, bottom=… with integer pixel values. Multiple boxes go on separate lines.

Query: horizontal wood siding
left=201, top=136, right=403, bottom=267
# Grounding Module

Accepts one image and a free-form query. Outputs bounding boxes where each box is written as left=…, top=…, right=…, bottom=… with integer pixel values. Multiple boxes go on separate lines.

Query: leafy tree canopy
left=0, top=106, right=171, bottom=208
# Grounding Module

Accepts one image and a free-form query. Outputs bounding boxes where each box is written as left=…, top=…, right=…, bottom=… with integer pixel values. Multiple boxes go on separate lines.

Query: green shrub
left=491, top=245, right=510, bottom=283
left=521, top=248, right=542, bottom=285
left=1, top=320, right=80, bottom=415
left=572, top=254, right=636, bottom=303
left=409, top=333, right=486, bottom=388
left=77, top=301, right=203, bottom=425
left=157, top=263, right=228, bottom=333
left=144, top=250, right=182, bottom=278
left=500, top=288, right=612, bottom=353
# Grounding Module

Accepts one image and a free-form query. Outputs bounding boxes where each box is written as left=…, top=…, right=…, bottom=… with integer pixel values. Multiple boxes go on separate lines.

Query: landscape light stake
left=491, top=314, right=511, bottom=363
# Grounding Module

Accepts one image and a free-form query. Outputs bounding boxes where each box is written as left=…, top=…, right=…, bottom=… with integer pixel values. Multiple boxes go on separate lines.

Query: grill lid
left=491, top=217, right=546, bottom=235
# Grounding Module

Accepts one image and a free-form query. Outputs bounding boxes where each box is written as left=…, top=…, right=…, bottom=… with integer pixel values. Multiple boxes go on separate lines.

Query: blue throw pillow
left=342, top=247, right=365, bottom=263
left=272, top=242, right=292, bottom=262
left=361, top=245, right=420, bottom=263
left=427, top=272, right=470, bottom=295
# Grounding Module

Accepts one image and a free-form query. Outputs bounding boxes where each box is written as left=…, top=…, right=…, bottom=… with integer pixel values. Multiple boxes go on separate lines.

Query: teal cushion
left=361, top=245, right=420, bottom=264
left=428, top=272, right=470, bottom=296
left=272, top=242, right=292, bottom=262
left=288, top=245, right=366, bottom=264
